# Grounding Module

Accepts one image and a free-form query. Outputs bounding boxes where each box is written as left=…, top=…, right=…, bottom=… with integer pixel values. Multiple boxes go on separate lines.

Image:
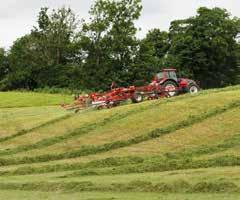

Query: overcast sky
left=0, top=0, right=239, bottom=48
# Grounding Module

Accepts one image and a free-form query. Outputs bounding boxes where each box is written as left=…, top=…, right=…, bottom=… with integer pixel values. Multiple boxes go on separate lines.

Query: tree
left=144, top=29, right=169, bottom=60
left=168, top=7, right=240, bottom=88
left=130, top=29, right=170, bottom=84
left=237, top=42, right=240, bottom=83
left=32, top=7, right=79, bottom=65
left=0, top=48, right=7, bottom=79
left=6, top=35, right=41, bottom=89
left=80, top=0, right=142, bottom=90
left=4, top=7, right=81, bottom=90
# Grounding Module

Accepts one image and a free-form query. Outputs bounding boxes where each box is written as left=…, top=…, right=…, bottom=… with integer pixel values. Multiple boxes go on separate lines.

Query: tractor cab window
left=156, top=72, right=164, bottom=80
left=167, top=71, right=177, bottom=80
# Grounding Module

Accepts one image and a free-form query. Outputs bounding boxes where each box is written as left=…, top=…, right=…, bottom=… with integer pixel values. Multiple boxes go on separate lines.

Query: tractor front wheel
left=132, top=93, right=144, bottom=103
left=162, top=81, right=178, bottom=97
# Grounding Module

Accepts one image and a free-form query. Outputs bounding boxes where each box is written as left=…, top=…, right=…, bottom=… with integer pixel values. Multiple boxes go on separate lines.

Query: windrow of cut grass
left=0, top=168, right=240, bottom=194
left=0, top=156, right=144, bottom=176
left=0, top=180, right=235, bottom=193
left=0, top=99, right=239, bottom=167
left=6, top=89, right=240, bottom=159
left=0, top=180, right=238, bottom=193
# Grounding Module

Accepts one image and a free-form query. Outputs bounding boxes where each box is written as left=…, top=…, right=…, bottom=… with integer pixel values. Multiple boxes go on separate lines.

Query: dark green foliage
left=2, top=7, right=80, bottom=90
left=167, top=7, right=240, bottom=88
left=129, top=29, right=170, bottom=85
left=79, top=0, right=142, bottom=90
left=237, top=43, right=240, bottom=83
left=0, top=48, right=8, bottom=85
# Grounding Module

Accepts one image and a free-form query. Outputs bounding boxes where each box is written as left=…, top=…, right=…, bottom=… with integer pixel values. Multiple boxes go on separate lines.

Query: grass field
left=0, top=92, right=72, bottom=108
left=0, top=87, right=240, bottom=199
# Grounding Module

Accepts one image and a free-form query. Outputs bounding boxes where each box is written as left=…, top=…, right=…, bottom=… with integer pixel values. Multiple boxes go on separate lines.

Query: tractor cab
left=155, top=69, right=178, bottom=83
left=153, top=68, right=200, bottom=96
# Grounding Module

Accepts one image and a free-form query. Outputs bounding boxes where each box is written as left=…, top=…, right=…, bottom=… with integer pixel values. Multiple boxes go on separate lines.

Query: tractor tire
left=162, top=80, right=178, bottom=97
left=131, top=93, right=144, bottom=103
left=188, top=83, right=200, bottom=94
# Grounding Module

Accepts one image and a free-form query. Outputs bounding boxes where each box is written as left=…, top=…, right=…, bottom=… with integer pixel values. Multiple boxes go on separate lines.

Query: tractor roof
left=162, top=68, right=176, bottom=71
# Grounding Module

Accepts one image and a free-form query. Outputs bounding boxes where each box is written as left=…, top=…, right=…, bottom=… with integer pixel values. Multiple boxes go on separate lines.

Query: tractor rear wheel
left=131, top=93, right=144, bottom=103
left=162, top=81, right=178, bottom=97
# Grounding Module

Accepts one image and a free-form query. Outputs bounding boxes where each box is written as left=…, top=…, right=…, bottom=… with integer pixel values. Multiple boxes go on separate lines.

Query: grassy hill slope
left=0, top=87, right=240, bottom=199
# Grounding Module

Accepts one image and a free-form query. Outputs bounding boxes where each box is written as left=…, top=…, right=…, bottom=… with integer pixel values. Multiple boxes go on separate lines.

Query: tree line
left=0, top=0, right=239, bottom=91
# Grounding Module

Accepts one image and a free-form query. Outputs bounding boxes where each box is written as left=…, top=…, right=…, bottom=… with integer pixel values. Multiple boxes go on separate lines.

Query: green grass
left=0, top=166, right=240, bottom=194
left=0, top=92, right=71, bottom=108
left=0, top=100, right=238, bottom=166
left=1, top=89, right=240, bottom=161
left=0, top=106, right=69, bottom=138
left=0, top=86, right=240, bottom=199
left=1, top=190, right=240, bottom=200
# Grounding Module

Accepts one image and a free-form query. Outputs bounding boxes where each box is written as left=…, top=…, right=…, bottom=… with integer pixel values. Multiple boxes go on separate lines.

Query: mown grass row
left=0, top=179, right=239, bottom=193
left=63, top=155, right=240, bottom=178
left=0, top=156, right=144, bottom=176
left=0, top=100, right=239, bottom=167
left=1, top=150, right=240, bottom=177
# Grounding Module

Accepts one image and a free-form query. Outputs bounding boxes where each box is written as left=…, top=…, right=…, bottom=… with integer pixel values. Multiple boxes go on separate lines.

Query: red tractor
left=153, top=69, right=200, bottom=97
left=130, top=68, right=200, bottom=103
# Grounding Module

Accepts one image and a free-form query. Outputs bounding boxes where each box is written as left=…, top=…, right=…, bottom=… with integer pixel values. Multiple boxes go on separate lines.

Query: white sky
left=0, top=0, right=239, bottom=48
